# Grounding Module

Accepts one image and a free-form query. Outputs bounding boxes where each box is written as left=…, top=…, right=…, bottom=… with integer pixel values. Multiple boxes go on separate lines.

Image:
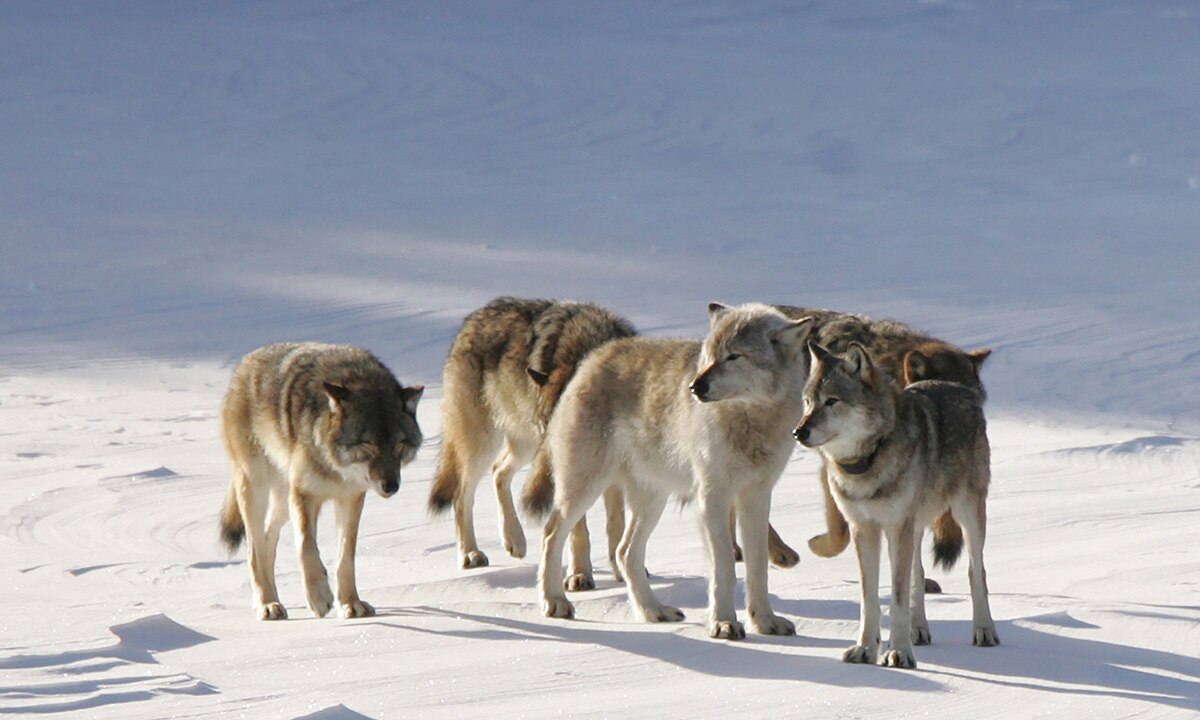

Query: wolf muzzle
left=793, top=419, right=813, bottom=446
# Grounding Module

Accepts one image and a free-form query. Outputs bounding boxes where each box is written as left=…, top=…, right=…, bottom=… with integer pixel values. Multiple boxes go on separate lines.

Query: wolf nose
left=690, top=377, right=709, bottom=401
left=382, top=479, right=399, bottom=496
left=793, top=425, right=810, bottom=444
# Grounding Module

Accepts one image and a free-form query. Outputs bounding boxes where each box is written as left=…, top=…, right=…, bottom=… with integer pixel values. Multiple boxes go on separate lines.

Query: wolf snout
left=793, top=422, right=812, bottom=446
left=690, top=376, right=711, bottom=402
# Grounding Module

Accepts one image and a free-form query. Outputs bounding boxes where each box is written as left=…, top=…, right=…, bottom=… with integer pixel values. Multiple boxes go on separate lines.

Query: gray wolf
left=776, top=305, right=990, bottom=567
left=795, top=341, right=998, bottom=668
left=219, top=342, right=423, bottom=620
left=533, top=303, right=812, bottom=639
left=429, top=297, right=635, bottom=589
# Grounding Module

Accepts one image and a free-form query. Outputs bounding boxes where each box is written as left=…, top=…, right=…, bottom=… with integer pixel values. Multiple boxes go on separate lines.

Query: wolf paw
left=924, top=578, right=942, bottom=594
left=808, top=532, right=847, bottom=559
left=709, top=619, right=746, bottom=640
left=340, top=599, right=376, bottom=619
left=843, top=644, right=876, bottom=664
left=256, top=602, right=287, bottom=621
left=769, top=543, right=801, bottom=569
left=973, top=625, right=1000, bottom=647
left=307, top=583, right=335, bottom=618
left=732, top=542, right=744, bottom=563
left=750, top=613, right=796, bottom=636
left=564, top=572, right=595, bottom=592
left=504, top=533, right=527, bottom=560
left=461, top=550, right=489, bottom=569
left=912, top=623, right=931, bottom=646
left=643, top=605, right=685, bottom=623
left=542, top=596, right=575, bottom=620
left=881, top=647, right=917, bottom=669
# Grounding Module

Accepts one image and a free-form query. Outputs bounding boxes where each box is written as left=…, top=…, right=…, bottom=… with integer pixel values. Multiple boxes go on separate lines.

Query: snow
left=2, top=1, right=1198, bottom=717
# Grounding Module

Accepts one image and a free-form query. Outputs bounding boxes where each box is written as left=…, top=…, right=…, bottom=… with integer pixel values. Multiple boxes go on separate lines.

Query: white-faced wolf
left=532, top=303, right=812, bottom=639
left=795, top=341, right=998, bottom=668
left=219, top=342, right=423, bottom=620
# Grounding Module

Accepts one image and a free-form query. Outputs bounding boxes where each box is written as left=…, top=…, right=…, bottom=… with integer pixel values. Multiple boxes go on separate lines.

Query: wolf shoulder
left=903, top=379, right=987, bottom=448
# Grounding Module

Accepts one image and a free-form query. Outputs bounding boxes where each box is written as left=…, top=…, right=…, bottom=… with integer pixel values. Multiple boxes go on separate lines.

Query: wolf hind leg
left=492, top=436, right=534, bottom=560
left=539, top=471, right=610, bottom=619
left=954, top=492, right=999, bottom=647
left=910, top=528, right=931, bottom=645
left=565, top=515, right=595, bottom=591
left=603, top=485, right=627, bottom=582
left=617, top=484, right=680, bottom=623
left=239, top=458, right=288, bottom=620
left=451, top=431, right=501, bottom=569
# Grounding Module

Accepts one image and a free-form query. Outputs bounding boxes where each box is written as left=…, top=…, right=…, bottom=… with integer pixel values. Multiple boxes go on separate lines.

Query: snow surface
left=2, top=1, right=1198, bottom=717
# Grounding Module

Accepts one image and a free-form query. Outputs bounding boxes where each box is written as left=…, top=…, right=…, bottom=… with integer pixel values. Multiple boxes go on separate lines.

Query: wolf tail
left=520, top=445, right=555, bottom=519
left=931, top=510, right=963, bottom=570
left=428, top=444, right=461, bottom=515
left=219, top=479, right=245, bottom=555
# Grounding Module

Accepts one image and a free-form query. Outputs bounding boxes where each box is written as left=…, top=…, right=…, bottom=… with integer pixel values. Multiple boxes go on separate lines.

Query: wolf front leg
left=737, top=486, right=794, bottom=635
left=845, top=523, right=882, bottom=663
left=699, top=489, right=744, bottom=639
left=334, top=491, right=374, bottom=618
left=289, top=483, right=335, bottom=618
left=881, top=520, right=918, bottom=668
left=956, top=493, right=999, bottom=647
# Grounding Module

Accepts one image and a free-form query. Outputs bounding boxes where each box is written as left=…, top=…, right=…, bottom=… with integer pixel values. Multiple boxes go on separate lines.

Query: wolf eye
left=726, top=353, right=741, bottom=362
left=824, top=397, right=840, bottom=408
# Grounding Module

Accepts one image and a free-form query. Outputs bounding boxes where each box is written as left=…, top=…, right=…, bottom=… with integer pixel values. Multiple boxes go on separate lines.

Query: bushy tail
left=219, top=483, right=245, bottom=555
left=520, top=445, right=555, bottom=519
left=931, top=510, right=964, bottom=570
left=428, top=445, right=461, bottom=514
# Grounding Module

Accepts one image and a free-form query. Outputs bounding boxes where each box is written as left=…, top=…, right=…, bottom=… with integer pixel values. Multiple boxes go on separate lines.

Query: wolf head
left=794, top=341, right=894, bottom=461
left=903, top=342, right=990, bottom=400
left=690, top=303, right=813, bottom=404
left=525, top=302, right=636, bottom=429
left=323, top=381, right=424, bottom=498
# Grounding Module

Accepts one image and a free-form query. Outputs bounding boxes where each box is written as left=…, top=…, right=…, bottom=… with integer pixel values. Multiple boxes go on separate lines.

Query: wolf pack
left=217, top=297, right=997, bottom=670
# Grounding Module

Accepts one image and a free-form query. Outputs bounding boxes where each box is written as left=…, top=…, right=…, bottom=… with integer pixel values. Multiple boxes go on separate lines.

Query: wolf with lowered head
left=219, top=343, right=424, bottom=620
left=429, top=297, right=635, bottom=588
left=795, top=341, right=998, bottom=669
left=533, top=303, right=812, bottom=639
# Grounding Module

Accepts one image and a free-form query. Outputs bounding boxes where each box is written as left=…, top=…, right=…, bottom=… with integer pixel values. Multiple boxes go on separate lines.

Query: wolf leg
left=492, top=437, right=533, bottom=560
left=617, top=486, right=681, bottom=623
left=737, top=487, right=794, bottom=635
left=334, top=491, right=374, bottom=619
left=289, top=483, right=334, bottom=618
left=910, top=527, right=931, bottom=645
left=880, top=520, right=917, bottom=668
left=239, top=460, right=287, bottom=620
left=602, top=485, right=627, bottom=582
left=767, top=522, right=800, bottom=569
left=699, top=489, right=743, bottom=639
left=845, top=523, right=881, bottom=663
left=956, top=493, right=999, bottom=647
left=453, top=444, right=494, bottom=569
left=539, top=476, right=608, bottom=619
left=808, top=464, right=851, bottom=558
left=565, top=515, right=595, bottom=591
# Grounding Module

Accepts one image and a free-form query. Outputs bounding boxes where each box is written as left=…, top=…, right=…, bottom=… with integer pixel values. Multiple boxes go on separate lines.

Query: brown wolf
left=795, top=341, right=998, bottom=668
left=219, top=343, right=423, bottom=620
left=776, top=306, right=990, bottom=568
left=428, top=297, right=635, bottom=590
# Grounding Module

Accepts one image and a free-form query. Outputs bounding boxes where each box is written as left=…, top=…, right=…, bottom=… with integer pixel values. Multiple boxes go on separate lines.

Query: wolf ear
left=807, top=340, right=834, bottom=369
left=323, top=382, right=349, bottom=413
left=844, top=342, right=875, bottom=382
left=399, top=385, right=424, bottom=414
left=774, top=316, right=813, bottom=348
left=527, top=367, right=550, bottom=386
left=707, top=302, right=732, bottom=323
left=967, top=348, right=992, bottom=377
left=903, top=350, right=927, bottom=385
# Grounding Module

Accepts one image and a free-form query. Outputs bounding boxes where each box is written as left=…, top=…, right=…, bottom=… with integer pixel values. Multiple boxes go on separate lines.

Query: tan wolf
left=776, top=305, right=990, bottom=568
left=795, top=341, right=998, bottom=668
left=219, top=343, right=424, bottom=620
left=533, top=303, right=812, bottom=639
left=428, top=297, right=635, bottom=589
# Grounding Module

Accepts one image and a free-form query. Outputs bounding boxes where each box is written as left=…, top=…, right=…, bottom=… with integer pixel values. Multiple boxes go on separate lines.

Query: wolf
left=794, top=341, right=998, bottom=668
left=428, top=297, right=635, bottom=589
left=218, top=342, right=424, bottom=620
left=532, top=303, right=812, bottom=639
left=775, top=305, right=990, bottom=567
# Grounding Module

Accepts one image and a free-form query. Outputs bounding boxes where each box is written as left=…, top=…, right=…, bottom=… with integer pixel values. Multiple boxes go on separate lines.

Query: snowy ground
left=2, top=2, right=1198, bottom=718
